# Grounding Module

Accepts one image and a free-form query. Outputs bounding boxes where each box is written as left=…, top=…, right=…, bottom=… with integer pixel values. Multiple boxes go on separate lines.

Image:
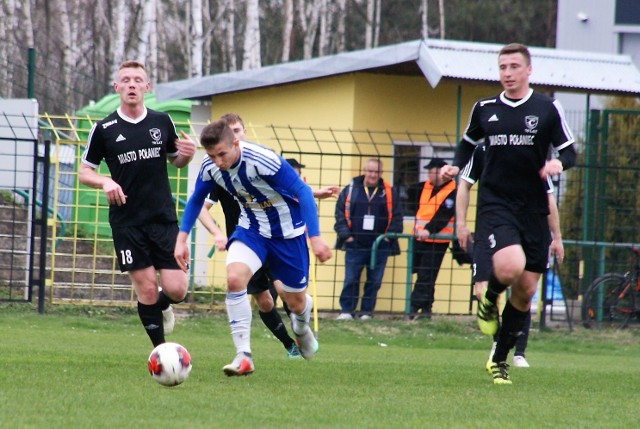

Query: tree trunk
left=21, top=0, right=35, bottom=48
left=54, top=0, right=76, bottom=108
left=438, top=0, right=445, bottom=39
left=281, top=0, right=294, bottom=62
left=318, top=0, right=331, bottom=56
left=420, top=0, right=427, bottom=39
left=111, top=0, right=127, bottom=78
left=335, top=0, right=346, bottom=53
left=225, top=0, right=237, bottom=71
left=301, top=0, right=321, bottom=59
left=242, top=0, right=261, bottom=70
left=0, top=0, right=15, bottom=97
left=202, top=0, right=212, bottom=75
left=373, top=0, right=381, bottom=47
left=191, top=0, right=204, bottom=77
left=365, top=0, right=374, bottom=49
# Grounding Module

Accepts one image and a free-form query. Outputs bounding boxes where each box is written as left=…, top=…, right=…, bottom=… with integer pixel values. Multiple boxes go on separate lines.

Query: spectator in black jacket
left=334, top=158, right=403, bottom=320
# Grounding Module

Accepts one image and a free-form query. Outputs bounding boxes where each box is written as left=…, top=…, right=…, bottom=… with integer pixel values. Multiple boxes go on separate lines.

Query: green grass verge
left=1, top=303, right=638, bottom=429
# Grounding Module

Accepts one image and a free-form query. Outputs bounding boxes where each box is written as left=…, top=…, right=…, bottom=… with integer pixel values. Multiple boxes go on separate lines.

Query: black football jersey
left=82, top=108, right=179, bottom=227
left=206, top=184, right=241, bottom=237
left=463, top=89, right=573, bottom=214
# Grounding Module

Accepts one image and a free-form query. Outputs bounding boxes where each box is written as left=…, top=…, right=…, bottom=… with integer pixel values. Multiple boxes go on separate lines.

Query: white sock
left=225, top=290, right=252, bottom=355
left=292, top=294, right=312, bottom=336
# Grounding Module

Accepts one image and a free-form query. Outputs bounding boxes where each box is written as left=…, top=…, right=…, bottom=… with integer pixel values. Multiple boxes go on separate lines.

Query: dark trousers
left=411, top=240, right=449, bottom=314
left=339, top=245, right=390, bottom=314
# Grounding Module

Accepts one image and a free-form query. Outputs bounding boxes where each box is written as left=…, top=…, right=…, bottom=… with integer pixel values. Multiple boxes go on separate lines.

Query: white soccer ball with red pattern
left=147, top=342, right=192, bottom=386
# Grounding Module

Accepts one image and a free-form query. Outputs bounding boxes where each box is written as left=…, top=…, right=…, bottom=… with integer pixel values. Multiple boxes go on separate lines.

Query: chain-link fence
left=4, top=108, right=639, bottom=327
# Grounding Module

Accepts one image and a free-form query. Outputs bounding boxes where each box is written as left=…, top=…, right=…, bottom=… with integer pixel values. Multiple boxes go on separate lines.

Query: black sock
left=486, top=273, right=508, bottom=304
left=138, top=301, right=164, bottom=347
left=514, top=310, right=531, bottom=356
left=493, top=300, right=528, bottom=363
left=259, top=308, right=295, bottom=349
left=157, top=290, right=183, bottom=310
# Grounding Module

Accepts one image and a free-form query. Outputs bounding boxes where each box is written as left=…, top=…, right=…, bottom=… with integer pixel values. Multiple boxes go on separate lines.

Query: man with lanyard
left=334, top=158, right=402, bottom=320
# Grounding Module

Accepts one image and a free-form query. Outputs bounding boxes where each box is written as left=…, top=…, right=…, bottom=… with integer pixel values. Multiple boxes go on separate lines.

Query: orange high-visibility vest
left=414, top=180, right=455, bottom=243
left=344, top=180, right=393, bottom=231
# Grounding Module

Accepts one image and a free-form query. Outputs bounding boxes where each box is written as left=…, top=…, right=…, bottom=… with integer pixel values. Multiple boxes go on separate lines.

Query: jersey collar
left=499, top=88, right=533, bottom=108
left=117, top=106, right=148, bottom=124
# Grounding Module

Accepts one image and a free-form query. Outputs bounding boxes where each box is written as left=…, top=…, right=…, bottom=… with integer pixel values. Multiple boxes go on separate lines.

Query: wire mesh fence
left=3, top=109, right=640, bottom=327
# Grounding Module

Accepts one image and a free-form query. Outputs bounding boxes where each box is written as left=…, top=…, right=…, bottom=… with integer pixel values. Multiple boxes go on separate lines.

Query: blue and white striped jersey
left=180, top=141, right=319, bottom=239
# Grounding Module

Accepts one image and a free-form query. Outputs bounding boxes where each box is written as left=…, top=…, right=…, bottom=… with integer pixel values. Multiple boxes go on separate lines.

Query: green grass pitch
left=1, top=304, right=638, bottom=428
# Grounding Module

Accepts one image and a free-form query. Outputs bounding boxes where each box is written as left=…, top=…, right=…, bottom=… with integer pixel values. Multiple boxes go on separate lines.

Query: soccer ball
left=147, top=342, right=192, bottom=386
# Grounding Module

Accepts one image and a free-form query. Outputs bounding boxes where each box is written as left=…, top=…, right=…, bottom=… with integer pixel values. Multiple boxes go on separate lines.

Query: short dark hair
left=200, top=120, right=234, bottom=149
left=219, top=112, right=245, bottom=128
left=499, top=43, right=531, bottom=66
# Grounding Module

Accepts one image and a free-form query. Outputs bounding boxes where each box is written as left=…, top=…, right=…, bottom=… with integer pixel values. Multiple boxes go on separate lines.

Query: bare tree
left=297, top=0, right=322, bottom=59
left=420, top=0, right=427, bottom=39
left=242, top=0, right=261, bottom=69
left=365, top=0, right=374, bottom=49
left=0, top=0, right=16, bottom=97
left=334, top=0, right=347, bottom=53
left=20, top=0, right=35, bottom=48
left=438, top=0, right=445, bottom=39
left=364, top=0, right=381, bottom=48
left=317, top=0, right=332, bottom=56
left=223, top=0, right=237, bottom=71
left=191, top=0, right=204, bottom=77
left=53, top=0, right=79, bottom=108
left=139, top=0, right=159, bottom=85
left=281, top=0, right=294, bottom=62
left=111, top=0, right=127, bottom=78
left=202, top=0, right=212, bottom=75
left=373, top=0, right=381, bottom=47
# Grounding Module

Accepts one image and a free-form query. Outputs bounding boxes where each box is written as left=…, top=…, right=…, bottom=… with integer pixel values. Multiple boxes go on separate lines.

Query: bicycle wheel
left=582, top=273, right=636, bottom=329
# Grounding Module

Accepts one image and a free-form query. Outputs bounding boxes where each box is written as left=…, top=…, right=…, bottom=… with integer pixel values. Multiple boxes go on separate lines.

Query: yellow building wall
left=199, top=73, right=501, bottom=315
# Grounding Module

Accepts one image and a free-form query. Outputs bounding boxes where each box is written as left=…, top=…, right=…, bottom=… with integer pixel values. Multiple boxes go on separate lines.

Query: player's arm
left=547, top=193, right=564, bottom=264
left=455, top=178, right=474, bottom=251
left=444, top=103, right=483, bottom=180
left=197, top=200, right=227, bottom=251
left=175, top=176, right=214, bottom=271
left=79, top=127, right=127, bottom=206
left=313, top=185, right=340, bottom=199
left=276, top=163, right=332, bottom=262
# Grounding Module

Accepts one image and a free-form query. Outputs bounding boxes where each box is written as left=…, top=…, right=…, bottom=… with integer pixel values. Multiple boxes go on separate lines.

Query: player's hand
left=213, top=233, right=228, bottom=251
left=313, top=186, right=340, bottom=199
left=176, top=131, right=197, bottom=158
left=474, top=283, right=487, bottom=301
left=103, top=179, right=127, bottom=206
left=414, top=227, right=430, bottom=240
left=540, top=159, right=563, bottom=177
left=174, top=232, right=191, bottom=272
left=309, top=236, right=332, bottom=262
left=440, top=165, right=459, bottom=181
left=457, top=223, right=472, bottom=251
left=549, top=237, right=564, bottom=264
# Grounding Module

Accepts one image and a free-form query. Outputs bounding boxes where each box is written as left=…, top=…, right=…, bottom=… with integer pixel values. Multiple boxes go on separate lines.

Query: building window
left=615, top=0, right=640, bottom=25
left=392, top=142, right=454, bottom=217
